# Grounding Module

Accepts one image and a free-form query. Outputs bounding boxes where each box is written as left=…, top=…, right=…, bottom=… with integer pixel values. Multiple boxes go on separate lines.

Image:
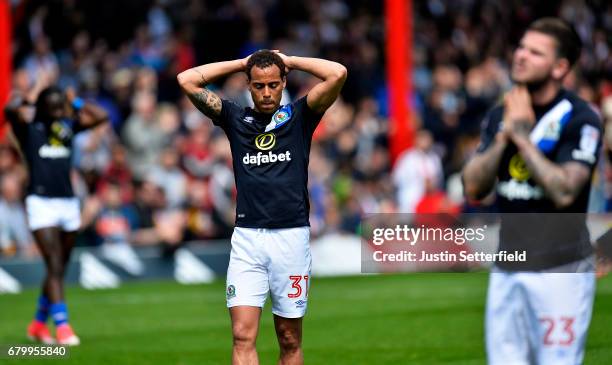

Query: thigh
left=521, top=272, right=595, bottom=365
left=60, top=230, right=77, bottom=264
left=226, top=228, right=269, bottom=309
left=32, top=227, right=63, bottom=268
left=486, top=271, right=531, bottom=365
left=267, top=227, right=311, bottom=319
left=229, top=306, right=262, bottom=339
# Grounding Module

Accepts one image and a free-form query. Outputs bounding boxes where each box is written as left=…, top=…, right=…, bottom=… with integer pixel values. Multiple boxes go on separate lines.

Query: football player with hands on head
left=178, top=49, right=346, bottom=365
left=4, top=70, right=109, bottom=346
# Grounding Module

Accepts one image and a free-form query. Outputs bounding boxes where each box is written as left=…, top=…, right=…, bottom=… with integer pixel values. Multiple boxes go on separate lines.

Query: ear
left=552, top=58, right=571, bottom=81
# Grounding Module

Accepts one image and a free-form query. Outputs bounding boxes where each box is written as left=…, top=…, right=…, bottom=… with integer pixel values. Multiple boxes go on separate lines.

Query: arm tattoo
left=463, top=140, right=506, bottom=199
left=512, top=119, right=532, bottom=137
left=519, top=144, right=589, bottom=207
left=188, top=88, right=222, bottom=118
left=193, top=69, right=207, bottom=84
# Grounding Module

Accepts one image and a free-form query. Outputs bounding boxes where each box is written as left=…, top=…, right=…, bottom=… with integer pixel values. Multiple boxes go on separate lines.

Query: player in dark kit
left=463, top=18, right=602, bottom=364
left=4, top=80, right=109, bottom=346
left=178, top=50, right=346, bottom=364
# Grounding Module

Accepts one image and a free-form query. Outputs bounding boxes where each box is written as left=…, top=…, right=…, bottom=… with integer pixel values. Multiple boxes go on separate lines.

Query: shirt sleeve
left=212, top=99, right=242, bottom=131
left=597, top=228, right=612, bottom=259
left=296, top=96, right=325, bottom=137
left=555, top=106, right=602, bottom=168
left=475, top=107, right=502, bottom=154
left=8, top=118, right=28, bottom=144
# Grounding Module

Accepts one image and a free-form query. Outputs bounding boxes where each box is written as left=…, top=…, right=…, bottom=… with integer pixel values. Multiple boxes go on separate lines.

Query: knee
left=232, top=323, right=257, bottom=350
left=277, top=328, right=301, bottom=353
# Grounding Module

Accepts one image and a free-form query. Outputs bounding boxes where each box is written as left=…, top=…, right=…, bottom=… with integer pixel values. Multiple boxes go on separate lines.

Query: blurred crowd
left=1, top=0, right=611, bottom=258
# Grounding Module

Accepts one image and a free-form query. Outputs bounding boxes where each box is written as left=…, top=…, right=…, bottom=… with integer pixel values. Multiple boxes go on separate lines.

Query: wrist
left=283, top=56, right=294, bottom=70
left=240, top=58, right=248, bottom=71
left=493, top=131, right=508, bottom=148
left=511, top=118, right=533, bottom=136
left=512, top=134, right=532, bottom=152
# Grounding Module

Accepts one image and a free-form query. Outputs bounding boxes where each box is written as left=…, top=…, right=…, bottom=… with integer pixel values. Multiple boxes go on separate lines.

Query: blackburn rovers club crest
left=275, top=111, right=289, bottom=123
left=226, top=285, right=236, bottom=299
left=265, top=104, right=294, bottom=132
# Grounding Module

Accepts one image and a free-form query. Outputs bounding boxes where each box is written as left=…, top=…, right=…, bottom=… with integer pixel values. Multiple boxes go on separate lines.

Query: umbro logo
left=243, top=116, right=254, bottom=124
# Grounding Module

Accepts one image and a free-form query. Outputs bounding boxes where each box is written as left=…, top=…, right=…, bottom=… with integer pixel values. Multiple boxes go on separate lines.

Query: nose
left=515, top=48, right=527, bottom=61
left=262, top=87, right=271, bottom=98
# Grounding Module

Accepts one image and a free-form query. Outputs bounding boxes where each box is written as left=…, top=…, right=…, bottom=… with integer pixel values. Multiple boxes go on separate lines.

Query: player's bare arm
left=77, top=103, right=109, bottom=128
left=505, top=86, right=591, bottom=208
left=3, top=69, right=54, bottom=125
left=4, top=95, right=31, bottom=125
left=462, top=132, right=507, bottom=200
left=65, top=88, right=109, bottom=129
left=514, top=139, right=590, bottom=208
left=177, top=58, right=248, bottom=119
left=276, top=53, right=347, bottom=114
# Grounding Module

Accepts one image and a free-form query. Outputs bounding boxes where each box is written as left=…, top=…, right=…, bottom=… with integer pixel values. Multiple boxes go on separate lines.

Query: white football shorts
left=486, top=257, right=595, bottom=365
left=25, top=195, right=81, bottom=232
left=226, top=226, right=311, bottom=318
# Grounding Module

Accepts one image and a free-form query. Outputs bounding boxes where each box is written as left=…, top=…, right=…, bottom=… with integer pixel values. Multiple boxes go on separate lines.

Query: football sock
left=34, top=294, right=50, bottom=323
left=50, top=302, right=69, bottom=326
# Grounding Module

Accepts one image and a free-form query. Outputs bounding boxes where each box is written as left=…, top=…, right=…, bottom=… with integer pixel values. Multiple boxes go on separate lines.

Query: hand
left=240, top=53, right=252, bottom=70
left=64, top=87, right=78, bottom=116
left=271, top=50, right=292, bottom=73
left=503, top=86, right=536, bottom=144
left=65, top=87, right=77, bottom=103
left=596, top=245, right=612, bottom=279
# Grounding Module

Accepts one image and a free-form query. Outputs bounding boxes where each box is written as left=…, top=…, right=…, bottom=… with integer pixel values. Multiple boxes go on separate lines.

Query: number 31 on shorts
left=288, top=275, right=309, bottom=298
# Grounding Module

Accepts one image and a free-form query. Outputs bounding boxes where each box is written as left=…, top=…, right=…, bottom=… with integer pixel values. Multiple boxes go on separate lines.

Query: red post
left=0, top=0, right=12, bottom=140
left=385, top=0, right=414, bottom=164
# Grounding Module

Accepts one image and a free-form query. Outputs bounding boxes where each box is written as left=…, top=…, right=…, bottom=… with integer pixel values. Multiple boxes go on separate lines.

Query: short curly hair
left=246, top=50, right=286, bottom=81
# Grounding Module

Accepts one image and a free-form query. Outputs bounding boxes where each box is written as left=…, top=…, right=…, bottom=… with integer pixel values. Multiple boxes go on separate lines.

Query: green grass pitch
left=1, top=273, right=611, bottom=364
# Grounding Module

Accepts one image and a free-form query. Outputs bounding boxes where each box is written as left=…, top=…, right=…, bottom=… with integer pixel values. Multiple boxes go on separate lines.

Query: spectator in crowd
left=184, top=180, right=215, bottom=241
left=98, top=143, right=134, bottom=204
left=148, top=146, right=187, bottom=209
left=393, top=129, right=443, bottom=213
left=130, top=179, right=186, bottom=255
left=94, top=182, right=143, bottom=275
left=121, top=93, right=173, bottom=179
left=72, top=121, right=114, bottom=174
left=179, top=123, right=215, bottom=179
left=0, top=173, right=36, bottom=257
left=22, top=36, right=59, bottom=85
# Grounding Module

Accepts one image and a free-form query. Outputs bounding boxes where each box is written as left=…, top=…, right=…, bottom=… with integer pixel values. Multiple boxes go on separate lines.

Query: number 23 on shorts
left=539, top=316, right=575, bottom=346
left=288, top=275, right=309, bottom=298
